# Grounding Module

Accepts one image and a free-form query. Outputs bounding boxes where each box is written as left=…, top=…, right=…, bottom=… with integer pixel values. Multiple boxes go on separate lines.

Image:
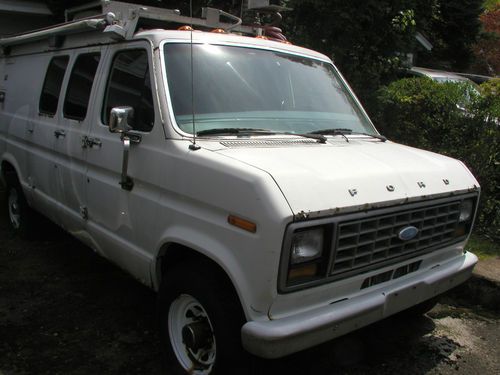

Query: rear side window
left=64, top=52, right=101, bottom=121
left=103, top=49, right=154, bottom=132
left=39, top=56, right=69, bottom=116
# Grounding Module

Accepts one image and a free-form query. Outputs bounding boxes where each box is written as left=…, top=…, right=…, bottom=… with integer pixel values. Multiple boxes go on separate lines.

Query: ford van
left=0, top=2, right=479, bottom=374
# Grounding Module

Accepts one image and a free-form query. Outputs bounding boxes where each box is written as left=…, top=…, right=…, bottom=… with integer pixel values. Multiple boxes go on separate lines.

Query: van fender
left=1, top=153, right=36, bottom=206
left=1, top=153, right=25, bottom=187
left=152, top=225, right=263, bottom=320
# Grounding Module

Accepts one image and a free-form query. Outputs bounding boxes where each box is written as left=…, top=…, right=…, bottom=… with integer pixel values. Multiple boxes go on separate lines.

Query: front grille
left=279, top=194, right=476, bottom=293
left=330, top=200, right=462, bottom=277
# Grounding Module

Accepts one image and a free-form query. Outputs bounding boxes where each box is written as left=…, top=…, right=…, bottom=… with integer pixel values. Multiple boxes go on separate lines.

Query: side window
left=39, top=56, right=69, bottom=116
left=63, top=52, right=101, bottom=121
left=103, top=49, right=154, bottom=132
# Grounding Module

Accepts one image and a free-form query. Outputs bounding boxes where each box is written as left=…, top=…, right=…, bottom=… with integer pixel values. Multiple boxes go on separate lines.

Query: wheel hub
left=182, top=320, right=213, bottom=352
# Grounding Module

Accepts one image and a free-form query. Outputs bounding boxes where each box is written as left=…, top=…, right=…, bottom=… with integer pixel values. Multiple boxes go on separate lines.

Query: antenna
left=188, top=0, right=200, bottom=151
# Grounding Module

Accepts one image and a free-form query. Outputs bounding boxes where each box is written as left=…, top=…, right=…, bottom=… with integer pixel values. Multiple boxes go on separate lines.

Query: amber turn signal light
left=288, top=264, right=318, bottom=282
left=228, top=215, right=257, bottom=233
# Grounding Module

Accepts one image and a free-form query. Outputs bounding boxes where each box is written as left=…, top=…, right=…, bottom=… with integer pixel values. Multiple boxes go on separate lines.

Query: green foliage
left=466, top=234, right=500, bottom=259
left=479, top=78, right=500, bottom=117
left=484, top=0, right=500, bottom=11
left=375, top=78, right=500, bottom=238
left=282, top=0, right=418, bottom=107
left=281, top=0, right=485, bottom=111
left=480, top=78, right=500, bottom=96
left=392, top=9, right=417, bottom=32
left=416, top=0, right=484, bottom=70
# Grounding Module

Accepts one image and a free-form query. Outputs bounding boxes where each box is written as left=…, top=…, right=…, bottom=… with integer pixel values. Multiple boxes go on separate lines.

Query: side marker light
left=228, top=215, right=257, bottom=233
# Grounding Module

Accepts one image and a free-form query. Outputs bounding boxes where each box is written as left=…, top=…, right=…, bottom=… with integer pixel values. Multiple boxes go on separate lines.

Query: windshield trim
left=159, top=40, right=378, bottom=140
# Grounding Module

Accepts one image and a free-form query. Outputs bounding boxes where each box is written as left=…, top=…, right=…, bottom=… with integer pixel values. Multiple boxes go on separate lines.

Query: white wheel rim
left=8, top=188, right=21, bottom=229
left=168, top=294, right=216, bottom=374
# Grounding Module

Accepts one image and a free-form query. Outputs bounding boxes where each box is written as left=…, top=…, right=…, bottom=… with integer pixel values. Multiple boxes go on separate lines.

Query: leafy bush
left=375, top=77, right=499, bottom=239
left=479, top=78, right=500, bottom=118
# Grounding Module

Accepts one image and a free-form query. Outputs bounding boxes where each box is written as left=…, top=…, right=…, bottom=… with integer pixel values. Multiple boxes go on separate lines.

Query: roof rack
left=99, top=1, right=257, bottom=39
left=0, top=1, right=258, bottom=52
left=0, top=1, right=293, bottom=55
left=0, top=13, right=114, bottom=49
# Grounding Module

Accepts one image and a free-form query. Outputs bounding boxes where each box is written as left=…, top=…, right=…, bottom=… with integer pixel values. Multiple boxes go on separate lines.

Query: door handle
left=87, top=137, right=102, bottom=147
left=81, top=135, right=102, bottom=148
left=54, top=129, right=66, bottom=138
left=27, top=120, right=34, bottom=134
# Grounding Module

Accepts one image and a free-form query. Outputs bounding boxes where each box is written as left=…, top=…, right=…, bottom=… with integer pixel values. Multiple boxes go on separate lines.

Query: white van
left=0, top=2, right=479, bottom=374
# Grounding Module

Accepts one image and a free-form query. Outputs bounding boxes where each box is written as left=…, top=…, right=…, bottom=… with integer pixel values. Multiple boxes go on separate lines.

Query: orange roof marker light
left=211, top=28, right=226, bottom=33
left=178, top=25, right=194, bottom=31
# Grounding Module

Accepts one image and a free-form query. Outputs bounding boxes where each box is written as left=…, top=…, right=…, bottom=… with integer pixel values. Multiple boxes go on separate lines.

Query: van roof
left=1, top=19, right=330, bottom=64
left=135, top=29, right=331, bottom=62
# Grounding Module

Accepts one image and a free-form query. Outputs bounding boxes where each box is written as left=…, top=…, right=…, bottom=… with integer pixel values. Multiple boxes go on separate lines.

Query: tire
left=157, top=261, right=249, bottom=375
left=5, top=174, right=35, bottom=238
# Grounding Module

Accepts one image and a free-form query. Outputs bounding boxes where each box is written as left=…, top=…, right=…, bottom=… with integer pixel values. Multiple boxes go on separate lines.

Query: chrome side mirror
left=109, top=106, right=134, bottom=133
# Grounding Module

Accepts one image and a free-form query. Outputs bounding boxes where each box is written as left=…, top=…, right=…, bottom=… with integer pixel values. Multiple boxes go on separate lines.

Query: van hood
left=215, top=140, right=479, bottom=219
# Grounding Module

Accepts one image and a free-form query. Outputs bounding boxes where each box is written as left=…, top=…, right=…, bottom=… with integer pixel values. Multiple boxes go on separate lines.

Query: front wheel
left=158, top=263, right=249, bottom=374
left=5, top=177, right=35, bottom=237
left=168, top=294, right=217, bottom=373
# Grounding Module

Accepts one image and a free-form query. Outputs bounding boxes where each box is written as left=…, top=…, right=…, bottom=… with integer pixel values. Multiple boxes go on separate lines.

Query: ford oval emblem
left=398, top=226, right=419, bottom=241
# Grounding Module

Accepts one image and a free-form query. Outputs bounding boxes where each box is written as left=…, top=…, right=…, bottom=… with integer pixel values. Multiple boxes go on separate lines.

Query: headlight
left=459, top=199, right=474, bottom=222
left=290, top=227, right=324, bottom=264
left=454, top=198, right=476, bottom=238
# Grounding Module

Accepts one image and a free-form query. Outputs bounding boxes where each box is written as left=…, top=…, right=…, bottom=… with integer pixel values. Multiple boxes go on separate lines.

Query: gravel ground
left=0, top=192, right=499, bottom=375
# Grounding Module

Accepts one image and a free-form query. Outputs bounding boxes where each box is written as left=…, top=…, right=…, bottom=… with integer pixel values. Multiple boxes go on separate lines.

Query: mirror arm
left=119, top=134, right=134, bottom=191
left=127, top=132, right=142, bottom=144
left=109, top=106, right=138, bottom=191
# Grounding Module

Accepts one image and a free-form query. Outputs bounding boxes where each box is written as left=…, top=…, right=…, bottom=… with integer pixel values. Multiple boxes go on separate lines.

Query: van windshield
left=164, top=43, right=375, bottom=136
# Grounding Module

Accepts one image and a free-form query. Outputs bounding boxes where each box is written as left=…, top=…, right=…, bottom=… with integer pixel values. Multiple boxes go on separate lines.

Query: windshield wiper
left=350, top=132, right=387, bottom=142
left=309, top=128, right=351, bottom=142
left=197, top=128, right=327, bottom=143
left=309, top=128, right=387, bottom=142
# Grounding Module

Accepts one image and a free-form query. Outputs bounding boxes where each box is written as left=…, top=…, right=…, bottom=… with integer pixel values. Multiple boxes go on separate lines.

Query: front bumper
left=241, top=251, right=477, bottom=359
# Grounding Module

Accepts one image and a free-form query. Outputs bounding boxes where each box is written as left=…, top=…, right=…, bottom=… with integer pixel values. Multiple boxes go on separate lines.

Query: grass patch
left=466, top=235, right=500, bottom=260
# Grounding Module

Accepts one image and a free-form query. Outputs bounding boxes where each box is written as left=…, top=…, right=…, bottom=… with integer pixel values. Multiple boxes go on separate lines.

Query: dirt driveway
left=0, top=192, right=499, bottom=375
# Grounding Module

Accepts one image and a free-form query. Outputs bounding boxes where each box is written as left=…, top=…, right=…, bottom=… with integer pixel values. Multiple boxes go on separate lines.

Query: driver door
left=84, top=42, right=162, bottom=282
